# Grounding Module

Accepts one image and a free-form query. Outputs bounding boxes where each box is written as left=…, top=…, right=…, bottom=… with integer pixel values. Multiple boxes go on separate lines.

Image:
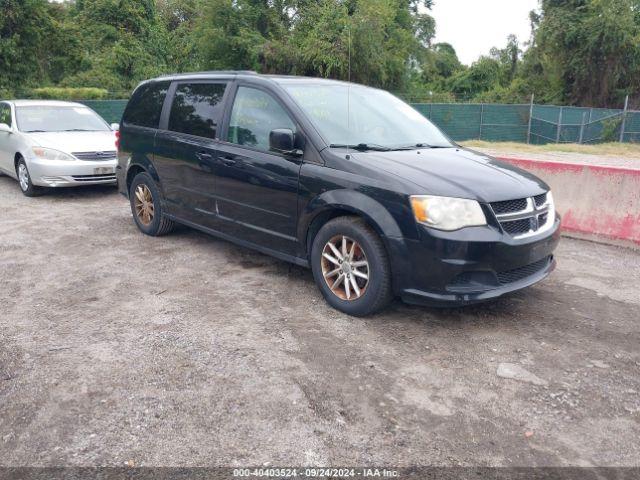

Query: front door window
left=227, top=87, right=295, bottom=152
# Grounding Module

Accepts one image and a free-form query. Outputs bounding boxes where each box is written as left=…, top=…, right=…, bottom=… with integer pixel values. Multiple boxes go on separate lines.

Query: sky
left=430, top=0, right=540, bottom=65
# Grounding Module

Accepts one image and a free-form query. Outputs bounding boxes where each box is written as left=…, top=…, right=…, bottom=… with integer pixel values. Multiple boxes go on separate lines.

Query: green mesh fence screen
left=481, top=104, right=531, bottom=142
left=405, top=103, right=533, bottom=142
left=528, top=105, right=630, bottom=144
left=81, top=100, right=128, bottom=124
left=623, top=111, right=640, bottom=143
left=416, top=103, right=638, bottom=144
left=82, top=99, right=639, bottom=144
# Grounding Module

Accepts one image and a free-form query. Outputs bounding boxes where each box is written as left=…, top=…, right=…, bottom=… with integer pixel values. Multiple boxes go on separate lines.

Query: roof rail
left=156, top=70, right=258, bottom=79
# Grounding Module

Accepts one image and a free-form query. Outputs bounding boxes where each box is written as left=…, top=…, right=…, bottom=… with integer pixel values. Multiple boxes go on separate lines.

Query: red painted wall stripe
left=495, top=156, right=640, bottom=246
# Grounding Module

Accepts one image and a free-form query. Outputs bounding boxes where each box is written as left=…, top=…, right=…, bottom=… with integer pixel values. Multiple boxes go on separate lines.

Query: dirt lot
left=1, top=176, right=639, bottom=468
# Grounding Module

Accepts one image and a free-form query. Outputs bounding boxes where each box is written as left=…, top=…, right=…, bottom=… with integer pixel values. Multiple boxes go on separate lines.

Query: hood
left=350, top=147, right=548, bottom=203
left=25, top=131, right=117, bottom=154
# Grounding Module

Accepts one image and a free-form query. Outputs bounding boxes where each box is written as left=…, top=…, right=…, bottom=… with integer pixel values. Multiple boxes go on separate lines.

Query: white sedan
left=0, top=100, right=119, bottom=196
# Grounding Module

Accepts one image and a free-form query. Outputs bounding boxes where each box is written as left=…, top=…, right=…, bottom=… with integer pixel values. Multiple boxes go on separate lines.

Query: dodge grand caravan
left=116, top=71, right=560, bottom=316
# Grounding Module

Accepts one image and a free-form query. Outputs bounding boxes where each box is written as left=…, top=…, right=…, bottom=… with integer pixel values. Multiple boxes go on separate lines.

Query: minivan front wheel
left=129, top=172, right=175, bottom=236
left=311, top=216, right=393, bottom=316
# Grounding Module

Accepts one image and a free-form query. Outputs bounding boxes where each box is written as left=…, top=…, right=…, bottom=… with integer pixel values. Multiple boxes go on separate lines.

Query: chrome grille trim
left=72, top=151, right=117, bottom=161
left=71, top=174, right=117, bottom=182
left=491, top=193, right=555, bottom=239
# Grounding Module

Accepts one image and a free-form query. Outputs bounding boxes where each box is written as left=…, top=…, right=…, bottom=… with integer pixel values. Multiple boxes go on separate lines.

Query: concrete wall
left=498, top=157, right=640, bottom=246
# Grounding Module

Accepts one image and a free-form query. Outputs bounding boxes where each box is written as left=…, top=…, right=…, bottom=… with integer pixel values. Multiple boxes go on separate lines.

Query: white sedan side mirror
left=0, top=123, right=11, bottom=133
left=110, top=123, right=120, bottom=131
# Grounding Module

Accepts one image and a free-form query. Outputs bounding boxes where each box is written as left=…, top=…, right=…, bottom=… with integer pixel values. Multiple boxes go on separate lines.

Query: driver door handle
left=218, top=155, right=237, bottom=167
left=196, top=151, right=213, bottom=161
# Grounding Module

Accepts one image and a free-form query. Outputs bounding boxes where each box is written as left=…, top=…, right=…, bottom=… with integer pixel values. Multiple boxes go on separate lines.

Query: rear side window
left=122, top=81, right=170, bottom=128
left=168, top=83, right=227, bottom=138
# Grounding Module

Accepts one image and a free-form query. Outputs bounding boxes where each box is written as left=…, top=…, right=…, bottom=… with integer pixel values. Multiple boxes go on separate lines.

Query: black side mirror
left=269, top=128, right=302, bottom=156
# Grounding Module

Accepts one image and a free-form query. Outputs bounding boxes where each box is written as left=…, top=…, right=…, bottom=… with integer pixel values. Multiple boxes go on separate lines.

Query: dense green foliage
left=30, top=87, right=109, bottom=99
left=0, top=0, right=638, bottom=107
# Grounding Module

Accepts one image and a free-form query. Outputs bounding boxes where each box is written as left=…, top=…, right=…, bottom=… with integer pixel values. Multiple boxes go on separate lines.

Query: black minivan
left=116, top=71, right=560, bottom=316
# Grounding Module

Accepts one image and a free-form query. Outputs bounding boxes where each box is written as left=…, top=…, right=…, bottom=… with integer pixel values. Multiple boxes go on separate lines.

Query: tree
left=432, top=43, right=463, bottom=79
left=2, top=0, right=637, bottom=109
left=526, top=0, right=640, bottom=107
left=446, top=56, right=502, bottom=100
left=490, top=34, right=521, bottom=85
left=0, top=0, right=54, bottom=93
left=58, top=0, right=172, bottom=94
left=193, top=0, right=433, bottom=92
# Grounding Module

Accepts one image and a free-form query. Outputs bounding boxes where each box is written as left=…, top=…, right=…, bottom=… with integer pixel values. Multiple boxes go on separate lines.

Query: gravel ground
left=0, top=177, right=639, bottom=468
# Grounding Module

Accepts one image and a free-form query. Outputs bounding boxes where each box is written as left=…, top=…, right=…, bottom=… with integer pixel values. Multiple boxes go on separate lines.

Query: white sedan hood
left=27, top=131, right=117, bottom=154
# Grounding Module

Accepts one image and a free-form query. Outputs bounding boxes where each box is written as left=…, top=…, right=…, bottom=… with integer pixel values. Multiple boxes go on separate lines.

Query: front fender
left=299, top=189, right=405, bottom=252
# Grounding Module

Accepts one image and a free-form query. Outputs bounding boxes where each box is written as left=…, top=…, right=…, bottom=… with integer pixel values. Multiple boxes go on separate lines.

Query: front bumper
left=387, top=217, right=561, bottom=307
left=28, top=157, right=117, bottom=187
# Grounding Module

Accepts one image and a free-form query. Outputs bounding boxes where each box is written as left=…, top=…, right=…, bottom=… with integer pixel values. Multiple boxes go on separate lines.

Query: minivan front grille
left=497, top=256, right=553, bottom=285
left=72, top=151, right=117, bottom=162
left=490, top=193, right=554, bottom=238
left=491, top=198, right=528, bottom=215
left=501, top=218, right=534, bottom=235
left=446, top=255, right=554, bottom=292
left=534, top=193, right=547, bottom=208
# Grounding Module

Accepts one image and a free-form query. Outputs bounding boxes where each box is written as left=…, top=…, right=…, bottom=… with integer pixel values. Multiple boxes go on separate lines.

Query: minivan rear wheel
left=129, top=172, right=175, bottom=236
left=311, top=216, right=393, bottom=316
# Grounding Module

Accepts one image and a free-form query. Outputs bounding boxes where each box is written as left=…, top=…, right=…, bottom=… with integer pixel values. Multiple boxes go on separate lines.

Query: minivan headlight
left=410, top=195, right=487, bottom=231
left=31, top=147, right=76, bottom=162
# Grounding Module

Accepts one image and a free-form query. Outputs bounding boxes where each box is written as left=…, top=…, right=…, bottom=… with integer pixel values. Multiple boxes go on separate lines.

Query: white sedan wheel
left=18, top=163, right=30, bottom=191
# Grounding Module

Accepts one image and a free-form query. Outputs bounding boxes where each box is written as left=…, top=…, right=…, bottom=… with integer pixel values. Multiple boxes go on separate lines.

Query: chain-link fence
left=413, top=103, right=532, bottom=142
left=528, top=103, right=640, bottom=144
left=413, top=99, right=640, bottom=144
left=80, top=98, right=640, bottom=144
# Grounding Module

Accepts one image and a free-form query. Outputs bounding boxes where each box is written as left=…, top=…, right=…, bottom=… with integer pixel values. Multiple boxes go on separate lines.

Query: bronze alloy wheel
left=321, top=235, right=370, bottom=301
left=134, top=184, right=155, bottom=226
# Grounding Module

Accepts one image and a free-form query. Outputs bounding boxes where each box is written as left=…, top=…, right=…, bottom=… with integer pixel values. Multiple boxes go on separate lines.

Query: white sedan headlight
left=31, top=147, right=76, bottom=162
left=410, top=195, right=487, bottom=231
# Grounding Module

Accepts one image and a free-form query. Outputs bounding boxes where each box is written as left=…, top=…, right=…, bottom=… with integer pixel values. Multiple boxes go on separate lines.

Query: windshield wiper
left=25, top=130, right=47, bottom=133
left=61, top=129, right=95, bottom=132
left=329, top=143, right=392, bottom=152
left=414, top=143, right=454, bottom=149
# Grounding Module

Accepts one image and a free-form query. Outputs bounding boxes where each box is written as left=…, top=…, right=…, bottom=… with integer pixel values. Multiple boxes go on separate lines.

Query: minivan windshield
left=282, top=83, right=454, bottom=150
left=16, top=106, right=110, bottom=133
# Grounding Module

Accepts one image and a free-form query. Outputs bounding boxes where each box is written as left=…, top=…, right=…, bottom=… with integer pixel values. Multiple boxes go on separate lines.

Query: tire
left=129, top=172, right=175, bottom=236
left=16, top=158, right=44, bottom=197
left=311, top=216, right=393, bottom=316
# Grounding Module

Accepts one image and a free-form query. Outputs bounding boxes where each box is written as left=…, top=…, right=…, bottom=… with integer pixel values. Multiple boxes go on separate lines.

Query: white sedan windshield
left=16, top=106, right=110, bottom=133
left=283, top=83, right=453, bottom=149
